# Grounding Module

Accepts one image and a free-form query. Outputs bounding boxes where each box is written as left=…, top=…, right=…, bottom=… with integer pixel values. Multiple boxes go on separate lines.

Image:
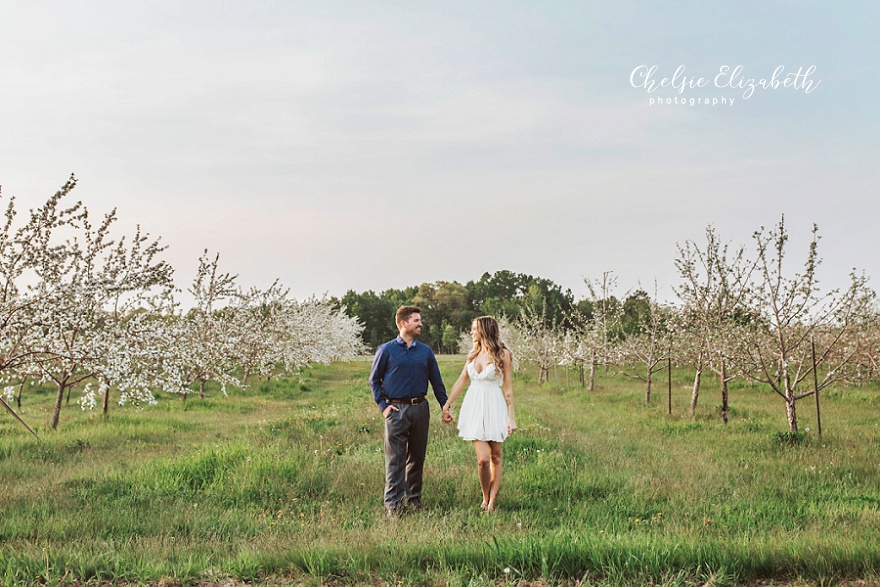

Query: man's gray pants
left=384, top=401, right=429, bottom=510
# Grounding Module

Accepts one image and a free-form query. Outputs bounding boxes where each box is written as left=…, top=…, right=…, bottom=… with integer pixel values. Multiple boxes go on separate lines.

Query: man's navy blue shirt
left=370, top=336, right=448, bottom=412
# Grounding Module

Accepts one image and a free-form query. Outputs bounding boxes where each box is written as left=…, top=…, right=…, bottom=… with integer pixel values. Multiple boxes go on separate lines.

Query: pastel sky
left=1, top=1, right=877, bottom=302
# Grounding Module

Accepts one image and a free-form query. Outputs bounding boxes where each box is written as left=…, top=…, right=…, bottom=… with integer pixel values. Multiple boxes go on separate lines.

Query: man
left=369, top=306, right=451, bottom=517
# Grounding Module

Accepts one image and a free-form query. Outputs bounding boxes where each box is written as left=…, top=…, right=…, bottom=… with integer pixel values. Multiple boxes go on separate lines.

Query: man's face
left=400, top=313, right=423, bottom=338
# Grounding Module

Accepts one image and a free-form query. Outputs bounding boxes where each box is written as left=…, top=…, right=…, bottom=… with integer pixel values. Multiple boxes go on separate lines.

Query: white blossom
left=79, top=383, right=97, bottom=411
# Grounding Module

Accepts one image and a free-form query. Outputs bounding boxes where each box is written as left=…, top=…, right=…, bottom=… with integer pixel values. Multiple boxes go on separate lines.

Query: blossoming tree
left=734, top=217, right=877, bottom=432
left=615, top=288, right=676, bottom=404
left=674, top=226, right=756, bottom=422
left=0, top=177, right=85, bottom=391
left=159, top=251, right=241, bottom=402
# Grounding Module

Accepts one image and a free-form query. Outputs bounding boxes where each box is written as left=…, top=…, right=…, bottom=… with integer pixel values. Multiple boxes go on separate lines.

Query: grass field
left=1, top=355, right=879, bottom=586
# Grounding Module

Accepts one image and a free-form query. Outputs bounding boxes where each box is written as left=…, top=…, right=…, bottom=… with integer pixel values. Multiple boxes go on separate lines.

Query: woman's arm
left=502, top=348, right=516, bottom=433
left=443, top=363, right=470, bottom=414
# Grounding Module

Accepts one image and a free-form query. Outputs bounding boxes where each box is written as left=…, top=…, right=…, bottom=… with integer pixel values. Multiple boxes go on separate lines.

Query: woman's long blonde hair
left=467, top=316, right=508, bottom=374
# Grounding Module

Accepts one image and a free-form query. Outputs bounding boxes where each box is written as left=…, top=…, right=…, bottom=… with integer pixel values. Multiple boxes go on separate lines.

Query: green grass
left=1, top=357, right=879, bottom=586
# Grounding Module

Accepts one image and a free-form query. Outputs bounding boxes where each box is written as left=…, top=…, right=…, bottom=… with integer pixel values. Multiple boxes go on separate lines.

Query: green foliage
left=340, top=288, right=400, bottom=349
left=621, top=288, right=652, bottom=335
left=342, top=270, right=577, bottom=351
left=468, top=270, right=575, bottom=327
left=441, top=322, right=460, bottom=354
left=1, top=359, right=879, bottom=586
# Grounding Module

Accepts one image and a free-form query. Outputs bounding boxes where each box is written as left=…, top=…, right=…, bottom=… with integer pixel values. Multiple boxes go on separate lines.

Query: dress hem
left=458, top=435, right=507, bottom=443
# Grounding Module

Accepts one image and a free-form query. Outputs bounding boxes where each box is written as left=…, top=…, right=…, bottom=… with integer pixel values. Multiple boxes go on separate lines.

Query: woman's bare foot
left=480, top=500, right=488, bottom=510
left=486, top=500, right=496, bottom=513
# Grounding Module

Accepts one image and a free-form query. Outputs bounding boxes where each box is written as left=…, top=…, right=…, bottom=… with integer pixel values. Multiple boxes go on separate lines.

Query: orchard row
left=0, top=176, right=365, bottom=429
left=477, top=222, right=876, bottom=434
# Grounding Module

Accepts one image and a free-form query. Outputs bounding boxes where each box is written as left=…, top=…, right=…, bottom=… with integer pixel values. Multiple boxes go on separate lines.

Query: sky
left=1, top=1, right=877, bottom=303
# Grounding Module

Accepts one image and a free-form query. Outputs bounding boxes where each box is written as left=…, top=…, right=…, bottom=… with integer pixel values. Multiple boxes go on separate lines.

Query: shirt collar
left=395, top=335, right=417, bottom=347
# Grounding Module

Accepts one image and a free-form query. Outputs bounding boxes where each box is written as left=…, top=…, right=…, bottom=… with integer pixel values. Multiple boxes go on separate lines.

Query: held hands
left=385, top=403, right=455, bottom=424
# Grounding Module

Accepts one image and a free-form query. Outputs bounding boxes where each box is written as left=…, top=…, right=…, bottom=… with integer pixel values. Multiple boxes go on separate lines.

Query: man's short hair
left=396, top=305, right=421, bottom=326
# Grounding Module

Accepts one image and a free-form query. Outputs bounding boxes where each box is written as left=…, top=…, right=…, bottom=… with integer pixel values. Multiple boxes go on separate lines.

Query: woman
left=443, top=316, right=516, bottom=512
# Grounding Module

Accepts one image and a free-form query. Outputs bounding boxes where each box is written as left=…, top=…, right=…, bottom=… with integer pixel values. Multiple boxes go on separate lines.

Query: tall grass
left=1, top=357, right=879, bottom=585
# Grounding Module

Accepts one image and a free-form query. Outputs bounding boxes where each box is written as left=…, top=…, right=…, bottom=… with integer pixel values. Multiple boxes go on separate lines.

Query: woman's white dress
left=457, top=361, right=509, bottom=443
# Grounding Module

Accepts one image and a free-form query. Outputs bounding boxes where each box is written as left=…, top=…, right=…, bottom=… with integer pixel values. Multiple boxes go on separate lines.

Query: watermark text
left=630, top=65, right=820, bottom=106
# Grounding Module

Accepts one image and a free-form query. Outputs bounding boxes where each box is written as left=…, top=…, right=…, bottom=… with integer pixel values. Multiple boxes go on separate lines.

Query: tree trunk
left=52, top=378, right=68, bottom=430
left=644, top=369, right=652, bottom=404
left=811, top=337, right=822, bottom=437
left=539, top=364, right=549, bottom=384
left=690, top=368, right=702, bottom=415
left=102, top=379, right=111, bottom=415
left=199, top=379, right=206, bottom=399
left=16, top=380, right=25, bottom=408
left=588, top=358, right=596, bottom=392
left=720, top=359, right=729, bottom=424
left=242, top=369, right=251, bottom=386
left=786, top=395, right=798, bottom=432
left=182, top=390, right=188, bottom=404
left=720, top=380, right=729, bottom=424
left=578, top=363, right=585, bottom=387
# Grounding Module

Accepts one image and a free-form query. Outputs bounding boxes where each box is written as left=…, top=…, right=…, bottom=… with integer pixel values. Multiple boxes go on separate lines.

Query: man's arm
left=427, top=351, right=448, bottom=408
left=369, top=345, right=390, bottom=412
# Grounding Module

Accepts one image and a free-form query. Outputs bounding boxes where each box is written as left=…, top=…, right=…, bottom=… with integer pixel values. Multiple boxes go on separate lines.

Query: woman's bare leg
left=473, top=441, right=492, bottom=508
left=487, top=441, right=503, bottom=511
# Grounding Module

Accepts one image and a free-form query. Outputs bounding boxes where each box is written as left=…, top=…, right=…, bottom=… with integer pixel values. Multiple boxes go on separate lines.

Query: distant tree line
left=339, top=270, right=655, bottom=352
